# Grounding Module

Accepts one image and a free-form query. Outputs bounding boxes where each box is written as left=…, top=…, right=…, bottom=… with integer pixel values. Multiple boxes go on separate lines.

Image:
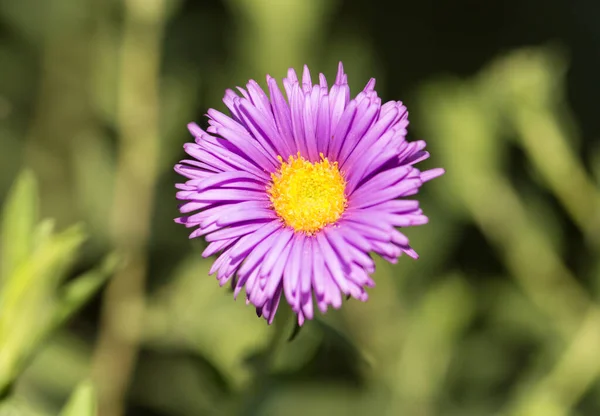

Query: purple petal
left=290, top=84, right=308, bottom=156
left=421, top=168, right=445, bottom=182
left=336, top=97, right=380, bottom=163
left=350, top=178, right=423, bottom=209
left=283, top=234, right=305, bottom=310
left=327, top=100, right=357, bottom=160
left=228, top=220, right=282, bottom=260
left=316, top=233, right=349, bottom=294
left=267, top=76, right=295, bottom=156
left=216, top=207, right=276, bottom=227
left=350, top=166, right=412, bottom=198
left=315, top=93, right=331, bottom=155
left=260, top=228, right=294, bottom=280
left=205, top=221, right=267, bottom=242
left=340, top=105, right=401, bottom=170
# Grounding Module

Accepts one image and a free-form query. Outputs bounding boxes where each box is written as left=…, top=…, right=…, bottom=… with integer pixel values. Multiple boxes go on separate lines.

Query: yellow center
left=268, top=152, right=347, bottom=234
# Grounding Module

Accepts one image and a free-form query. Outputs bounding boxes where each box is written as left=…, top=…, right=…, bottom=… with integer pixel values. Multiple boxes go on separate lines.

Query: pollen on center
left=268, top=152, right=347, bottom=234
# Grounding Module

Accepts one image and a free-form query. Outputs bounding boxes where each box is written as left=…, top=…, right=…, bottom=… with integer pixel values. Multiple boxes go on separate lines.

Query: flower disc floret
left=269, top=152, right=347, bottom=234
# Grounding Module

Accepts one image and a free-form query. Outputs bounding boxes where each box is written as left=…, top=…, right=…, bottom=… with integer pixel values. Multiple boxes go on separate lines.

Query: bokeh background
left=1, top=0, right=600, bottom=415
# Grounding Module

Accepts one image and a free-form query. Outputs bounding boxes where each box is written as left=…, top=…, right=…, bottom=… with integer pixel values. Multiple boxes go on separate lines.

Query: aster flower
left=175, top=63, right=444, bottom=325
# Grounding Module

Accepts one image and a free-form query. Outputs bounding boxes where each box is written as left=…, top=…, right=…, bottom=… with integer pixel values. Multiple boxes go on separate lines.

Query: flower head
left=175, top=63, right=444, bottom=325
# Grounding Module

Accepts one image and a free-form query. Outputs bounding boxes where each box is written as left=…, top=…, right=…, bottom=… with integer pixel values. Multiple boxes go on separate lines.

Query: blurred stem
left=90, top=1, right=165, bottom=415
left=426, top=85, right=591, bottom=337
left=512, top=108, right=600, bottom=250
left=424, top=76, right=600, bottom=415
left=506, top=307, right=600, bottom=416
left=471, top=174, right=590, bottom=336
left=225, top=0, right=336, bottom=82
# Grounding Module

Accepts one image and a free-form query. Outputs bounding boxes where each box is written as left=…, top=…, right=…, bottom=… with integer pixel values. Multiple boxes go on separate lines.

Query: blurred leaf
left=0, top=397, right=51, bottom=416
left=340, top=257, right=406, bottom=380
left=131, top=351, right=227, bottom=416
left=313, top=318, right=367, bottom=367
left=19, top=331, right=92, bottom=399
left=0, top=170, right=38, bottom=286
left=417, top=61, right=590, bottom=336
left=258, top=384, right=382, bottom=416
left=226, top=0, right=337, bottom=77
left=0, top=224, right=87, bottom=394
left=0, top=0, right=48, bottom=44
left=392, top=274, right=475, bottom=414
left=52, top=252, right=120, bottom=329
left=70, top=134, right=115, bottom=244
left=59, top=381, right=97, bottom=416
left=253, top=309, right=322, bottom=375
left=31, top=219, right=56, bottom=254
left=143, top=255, right=270, bottom=388
left=593, top=143, right=600, bottom=185
left=0, top=224, right=87, bottom=322
left=0, top=171, right=116, bottom=400
left=486, top=49, right=600, bottom=247
left=288, top=321, right=303, bottom=342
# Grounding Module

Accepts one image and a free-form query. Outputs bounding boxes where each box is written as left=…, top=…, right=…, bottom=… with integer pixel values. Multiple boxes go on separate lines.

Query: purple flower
left=175, top=63, right=444, bottom=325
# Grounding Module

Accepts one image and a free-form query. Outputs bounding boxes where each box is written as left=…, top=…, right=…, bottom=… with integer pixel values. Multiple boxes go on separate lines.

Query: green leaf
left=0, top=224, right=87, bottom=320
left=32, top=218, right=55, bottom=253
left=59, top=381, right=97, bottom=416
left=0, top=224, right=88, bottom=393
left=52, top=252, right=119, bottom=329
left=143, top=256, right=270, bottom=388
left=0, top=170, right=39, bottom=286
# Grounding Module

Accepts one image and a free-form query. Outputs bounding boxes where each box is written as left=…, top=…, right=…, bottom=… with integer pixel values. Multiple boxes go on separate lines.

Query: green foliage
left=59, top=381, right=97, bottom=416
left=416, top=48, right=600, bottom=416
left=0, top=170, right=38, bottom=287
left=0, top=171, right=116, bottom=398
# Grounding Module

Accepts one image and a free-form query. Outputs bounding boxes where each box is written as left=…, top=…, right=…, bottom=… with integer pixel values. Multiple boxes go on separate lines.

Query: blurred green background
left=1, top=0, right=600, bottom=415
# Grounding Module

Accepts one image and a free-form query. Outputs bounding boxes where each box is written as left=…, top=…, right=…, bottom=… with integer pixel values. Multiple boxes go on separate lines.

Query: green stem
left=90, top=1, right=165, bottom=415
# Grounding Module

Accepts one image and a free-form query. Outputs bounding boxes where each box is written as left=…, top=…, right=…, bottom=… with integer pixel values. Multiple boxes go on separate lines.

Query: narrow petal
left=316, top=233, right=350, bottom=294
left=206, top=221, right=267, bottom=242
left=267, top=75, right=295, bottom=156
left=175, top=62, right=444, bottom=326
left=421, top=168, right=445, bottom=182
left=216, top=208, right=276, bottom=227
